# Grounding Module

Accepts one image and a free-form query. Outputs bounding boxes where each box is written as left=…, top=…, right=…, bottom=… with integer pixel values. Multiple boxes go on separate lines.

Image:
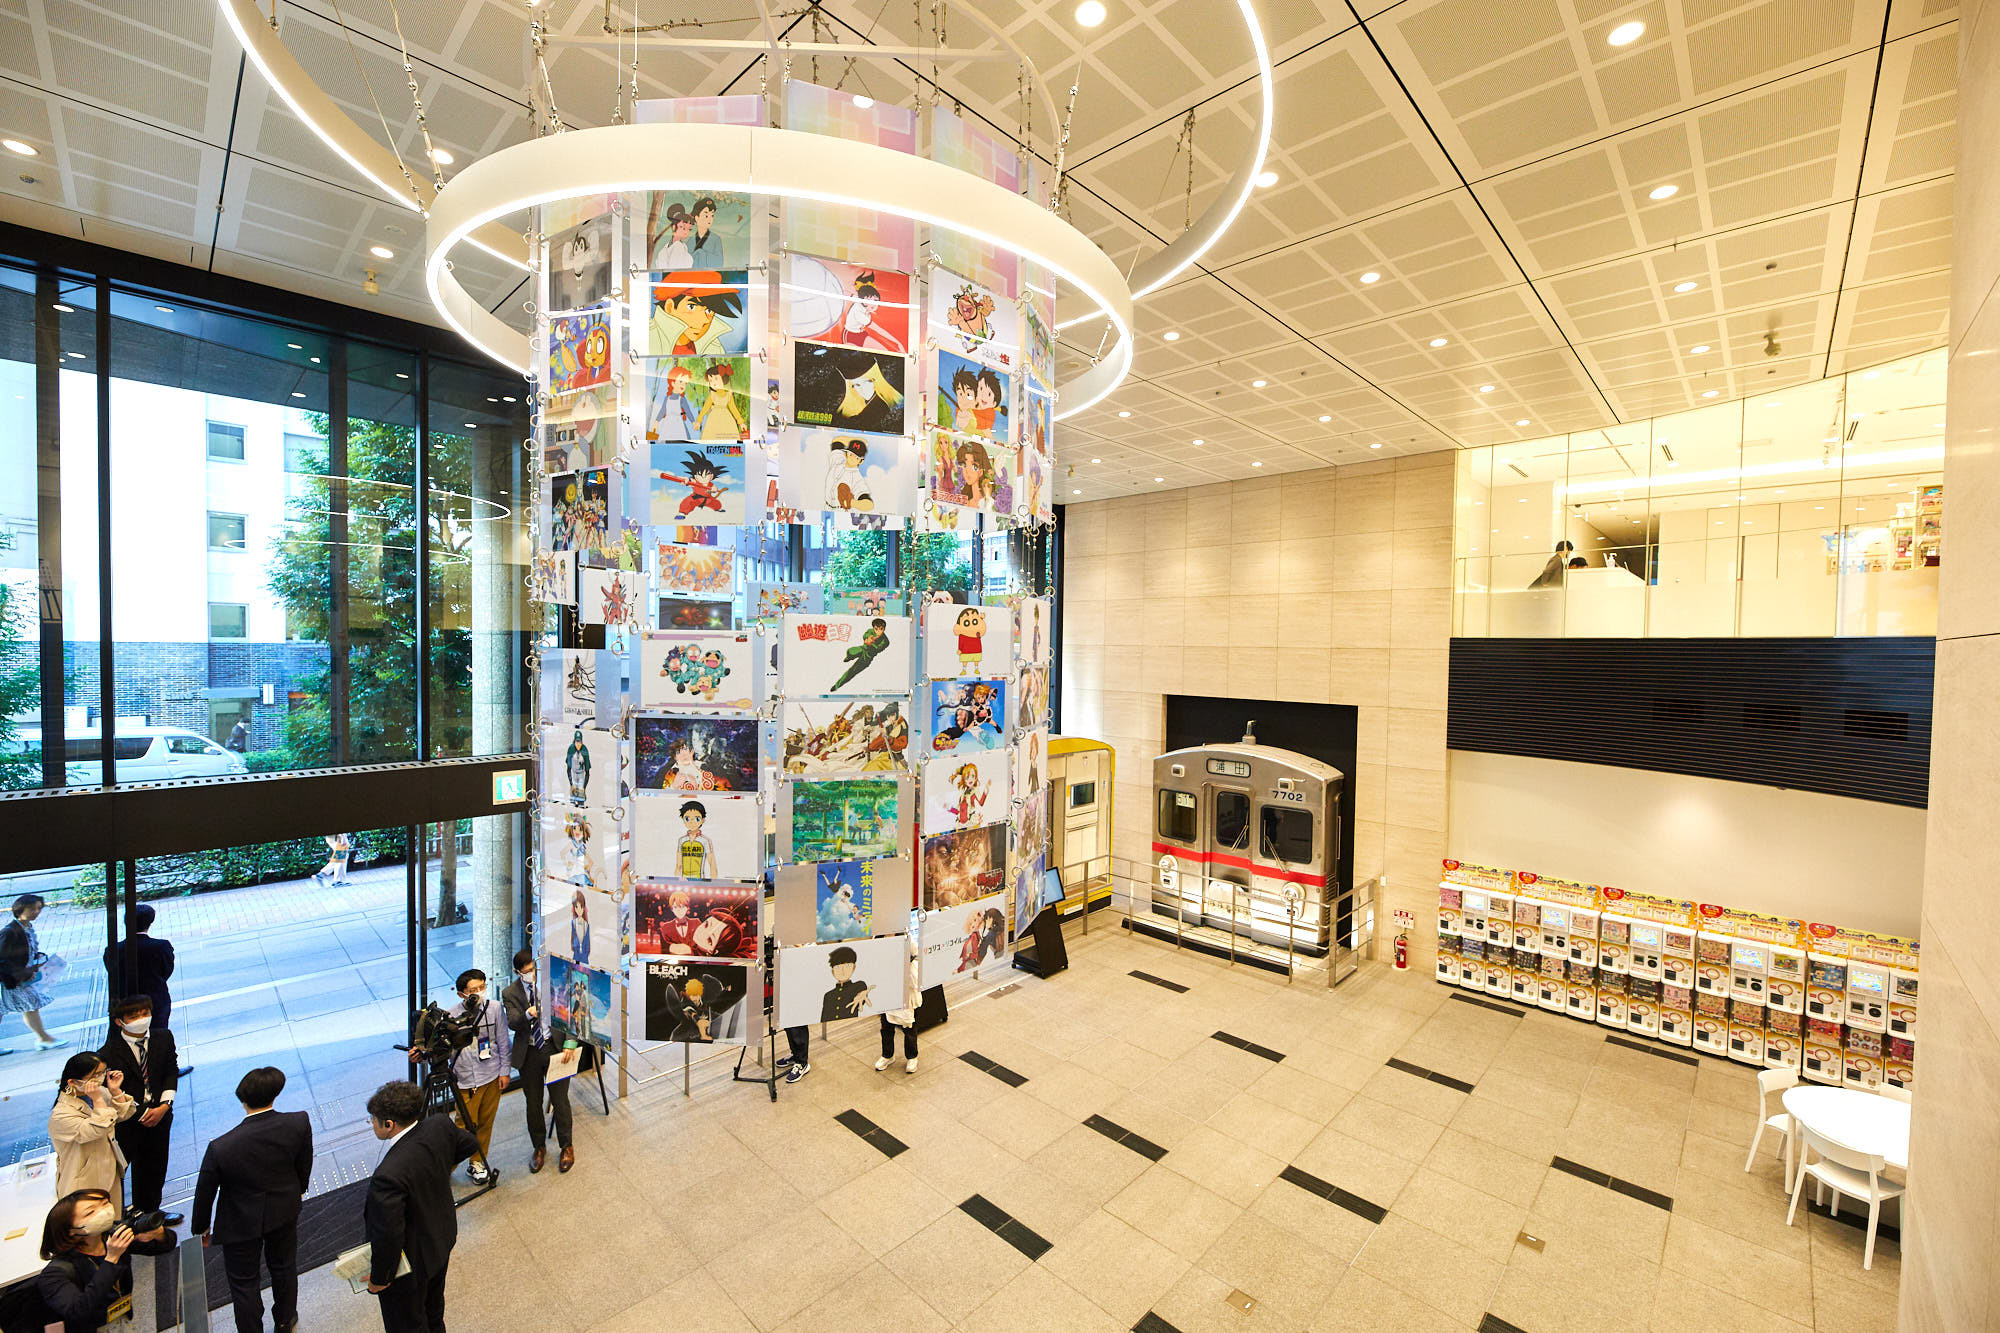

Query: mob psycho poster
left=774, top=935, right=909, bottom=1028
left=779, top=613, right=913, bottom=697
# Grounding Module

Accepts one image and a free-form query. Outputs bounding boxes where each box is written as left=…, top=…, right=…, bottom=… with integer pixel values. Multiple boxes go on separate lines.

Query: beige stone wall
left=1058, top=452, right=1453, bottom=967
left=1899, top=1, right=2000, bottom=1326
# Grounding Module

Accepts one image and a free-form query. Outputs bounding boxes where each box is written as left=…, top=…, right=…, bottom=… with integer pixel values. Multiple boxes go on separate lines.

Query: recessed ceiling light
left=1252, top=379, right=1267, bottom=388
left=1117, top=410, right=1130, bottom=418
left=464, top=422, right=478, bottom=429
left=1515, top=419, right=1530, bottom=426
left=429, top=147, right=455, bottom=165
left=65, top=351, right=83, bottom=359
left=1251, top=461, right=1263, bottom=467
left=852, top=96, right=874, bottom=109
left=1701, top=389, right=1719, bottom=398
left=1775, top=489, right=1785, bottom=495
left=1369, top=442, right=1382, bottom=450
left=1814, top=505, right=1824, bottom=511
left=1862, top=370, right=1880, bottom=380
left=370, top=245, right=395, bottom=260
left=1934, top=422, right=1946, bottom=429
left=1162, top=330, right=1180, bottom=341
left=1254, top=170, right=1278, bottom=188
left=1090, top=457, right=1101, bottom=464
left=1072, top=488, right=1082, bottom=494
left=397, top=372, right=411, bottom=380
left=287, top=342, right=302, bottom=349
left=487, top=396, right=498, bottom=402
left=1672, top=281, right=1698, bottom=293
left=1075, top=0, right=1107, bottom=26
left=291, top=391, right=304, bottom=398
left=504, top=395, right=517, bottom=403
left=2, top=139, right=35, bottom=157
left=1647, top=184, right=1679, bottom=201
left=1608, top=20, right=1645, bottom=46
left=1689, top=344, right=1710, bottom=354
left=1153, top=476, right=1164, bottom=483
left=1359, top=271, right=1381, bottom=284
left=1478, top=384, right=1494, bottom=393
left=1429, top=337, right=1448, bottom=348
left=154, top=304, right=173, bottom=314
left=51, top=303, right=73, bottom=313
left=1192, top=438, right=1204, bottom=446
left=310, top=356, right=321, bottom=364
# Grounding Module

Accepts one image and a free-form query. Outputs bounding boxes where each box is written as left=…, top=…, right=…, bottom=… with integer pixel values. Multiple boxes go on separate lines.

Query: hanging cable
left=383, top=0, right=446, bottom=196
left=325, top=0, right=426, bottom=211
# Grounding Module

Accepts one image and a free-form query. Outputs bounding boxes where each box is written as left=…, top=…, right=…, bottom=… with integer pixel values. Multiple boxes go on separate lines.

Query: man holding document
left=502, top=949, right=578, bottom=1175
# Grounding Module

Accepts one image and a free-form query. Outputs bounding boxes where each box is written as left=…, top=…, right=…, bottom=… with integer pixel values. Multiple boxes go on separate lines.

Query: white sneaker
left=905, top=1058, right=918, bottom=1074
left=874, top=1056, right=892, bottom=1071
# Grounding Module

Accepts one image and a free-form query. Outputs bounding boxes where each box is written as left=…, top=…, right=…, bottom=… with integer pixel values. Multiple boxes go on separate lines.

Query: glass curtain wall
left=1453, top=350, right=1945, bottom=638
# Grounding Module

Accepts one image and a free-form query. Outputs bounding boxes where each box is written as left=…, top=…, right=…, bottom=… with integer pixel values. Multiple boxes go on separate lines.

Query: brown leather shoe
left=558, top=1145, right=575, bottom=1173
left=530, top=1148, right=546, bottom=1174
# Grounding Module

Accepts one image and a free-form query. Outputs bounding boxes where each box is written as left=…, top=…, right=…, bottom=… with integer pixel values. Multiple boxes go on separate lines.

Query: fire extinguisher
left=1394, top=933, right=1409, bottom=970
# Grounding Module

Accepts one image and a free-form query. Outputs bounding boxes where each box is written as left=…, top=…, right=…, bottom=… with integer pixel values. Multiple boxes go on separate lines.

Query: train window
left=1259, top=807, right=1315, bottom=865
left=1214, top=791, right=1250, bottom=849
left=1157, top=789, right=1196, bottom=842
left=1069, top=780, right=1096, bottom=810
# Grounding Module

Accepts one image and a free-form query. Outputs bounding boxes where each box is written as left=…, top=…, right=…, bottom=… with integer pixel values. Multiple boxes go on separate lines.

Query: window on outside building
left=206, top=421, right=246, bottom=461
left=209, top=602, right=248, bottom=639
left=207, top=512, right=246, bottom=551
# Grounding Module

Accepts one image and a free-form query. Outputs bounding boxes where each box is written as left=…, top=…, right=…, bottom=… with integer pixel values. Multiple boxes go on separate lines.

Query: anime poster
left=1019, top=596, right=1051, bottom=664
left=547, top=306, right=614, bottom=397
left=923, top=601, right=1012, bottom=679
left=929, top=268, right=1018, bottom=369
left=543, top=880, right=621, bottom=968
left=632, top=714, right=759, bottom=792
left=922, top=823, right=1008, bottom=909
left=793, top=343, right=907, bottom=436
left=774, top=428, right=920, bottom=522
left=541, top=723, right=619, bottom=809
left=643, top=190, right=753, bottom=269
left=638, top=632, right=755, bottom=711
left=578, top=567, right=640, bottom=630
left=554, top=650, right=598, bottom=723
left=1016, top=787, right=1049, bottom=868
left=542, top=805, right=618, bottom=892
left=1012, top=728, right=1046, bottom=804
left=630, top=791, right=761, bottom=881
left=655, top=541, right=734, bottom=595
left=649, top=442, right=748, bottom=527
left=776, top=613, right=906, bottom=696
left=773, top=858, right=913, bottom=945
left=825, top=587, right=909, bottom=617
left=1014, top=442, right=1048, bottom=522
left=1021, top=385, right=1052, bottom=458
left=1011, top=847, right=1047, bottom=939
left=745, top=581, right=821, bottom=629
left=786, top=255, right=912, bottom=353
left=644, top=355, right=753, bottom=443
left=918, top=892, right=1008, bottom=989
left=785, top=776, right=907, bottom=862
left=646, top=271, right=750, bottom=358
left=549, top=470, right=608, bottom=554
left=1024, top=308, right=1055, bottom=389
left=927, top=678, right=1008, bottom=754
left=1015, top=666, right=1049, bottom=728
left=932, top=352, right=1011, bottom=443
left=774, top=935, right=909, bottom=1028
left=530, top=549, right=576, bottom=606
left=632, top=881, right=759, bottom=959
left=658, top=597, right=733, bottom=632
left=927, top=432, right=1016, bottom=515
left=641, top=958, right=755, bottom=1045
left=548, top=954, right=616, bottom=1051
left=921, top=749, right=1011, bottom=832
left=545, top=386, right=618, bottom=472
left=548, top=214, right=614, bottom=310
left=780, top=698, right=911, bottom=775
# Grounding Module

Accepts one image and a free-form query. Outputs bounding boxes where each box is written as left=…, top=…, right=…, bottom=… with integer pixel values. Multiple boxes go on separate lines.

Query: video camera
left=410, top=999, right=482, bottom=1067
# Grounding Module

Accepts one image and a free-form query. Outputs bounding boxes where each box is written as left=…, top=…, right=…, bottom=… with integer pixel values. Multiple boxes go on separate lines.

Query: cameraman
left=415, top=970, right=508, bottom=1185
left=32, top=1188, right=172, bottom=1333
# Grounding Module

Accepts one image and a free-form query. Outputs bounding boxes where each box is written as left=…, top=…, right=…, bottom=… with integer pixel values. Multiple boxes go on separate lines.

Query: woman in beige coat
left=48, top=1051, right=138, bottom=1209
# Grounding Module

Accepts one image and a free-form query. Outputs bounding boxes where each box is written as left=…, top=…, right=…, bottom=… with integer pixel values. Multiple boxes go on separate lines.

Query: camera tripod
left=416, top=1053, right=500, bottom=1203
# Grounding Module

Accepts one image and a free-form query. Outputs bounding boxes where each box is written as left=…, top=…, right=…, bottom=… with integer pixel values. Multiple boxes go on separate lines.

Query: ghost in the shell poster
left=547, top=306, right=614, bottom=397
left=793, top=343, right=906, bottom=436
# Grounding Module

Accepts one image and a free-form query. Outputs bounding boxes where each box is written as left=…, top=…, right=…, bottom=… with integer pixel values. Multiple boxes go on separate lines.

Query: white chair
left=1744, top=1067, right=1798, bottom=1181
left=1786, top=1125, right=1905, bottom=1269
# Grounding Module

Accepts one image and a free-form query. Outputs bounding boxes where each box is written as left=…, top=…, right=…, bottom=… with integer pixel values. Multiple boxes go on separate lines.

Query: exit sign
left=491, top=769, right=527, bottom=805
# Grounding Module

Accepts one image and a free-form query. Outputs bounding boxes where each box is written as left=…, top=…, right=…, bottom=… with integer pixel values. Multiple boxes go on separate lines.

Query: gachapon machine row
left=1510, top=950, right=1538, bottom=1004
left=1627, top=976, right=1661, bottom=1038
left=1886, top=1036, right=1915, bottom=1090
left=1727, top=998, right=1764, bottom=1064
left=1692, top=991, right=1729, bottom=1057
left=1765, top=946, right=1806, bottom=1014
left=1805, top=958, right=1846, bottom=1022
left=1484, top=945, right=1511, bottom=998
left=1596, top=917, right=1630, bottom=975
left=1659, top=983, right=1694, bottom=1046
left=1595, top=971, right=1629, bottom=1028
left=1438, top=886, right=1462, bottom=938
left=1564, top=961, right=1595, bottom=1019
left=1538, top=955, right=1565, bottom=1012
left=1888, top=970, right=1918, bottom=1038
left=1461, top=891, right=1490, bottom=946
left=1728, top=942, right=1768, bottom=1003
left=1803, top=1017, right=1844, bottom=1083
left=1762, top=1007, right=1802, bottom=1070
left=1568, top=909, right=1601, bottom=967
left=1694, top=935, right=1730, bottom=995
left=1843, top=1027, right=1884, bottom=1089
left=1626, top=921, right=1663, bottom=980
left=1435, top=932, right=1460, bottom=985
left=1845, top=962, right=1890, bottom=1031
left=1483, top=889, right=1514, bottom=947
left=1540, top=907, right=1571, bottom=959
left=1662, top=927, right=1697, bottom=987
left=1458, top=935, right=1485, bottom=989
left=1512, top=899, right=1541, bottom=953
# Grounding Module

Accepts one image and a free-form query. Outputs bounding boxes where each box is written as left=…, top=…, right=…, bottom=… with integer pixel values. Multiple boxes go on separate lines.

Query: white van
left=13, top=725, right=251, bottom=785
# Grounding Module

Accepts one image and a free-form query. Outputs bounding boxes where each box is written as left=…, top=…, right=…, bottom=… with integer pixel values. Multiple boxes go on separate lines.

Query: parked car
left=11, top=725, right=250, bottom=785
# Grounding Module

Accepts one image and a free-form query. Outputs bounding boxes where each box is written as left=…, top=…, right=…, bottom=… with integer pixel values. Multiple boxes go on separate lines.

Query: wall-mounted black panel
left=1447, top=638, right=1934, bottom=808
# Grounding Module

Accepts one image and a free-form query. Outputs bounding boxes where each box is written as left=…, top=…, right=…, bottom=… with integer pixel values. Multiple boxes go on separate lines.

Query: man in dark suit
left=363, top=1080, right=477, bottom=1333
left=97, top=994, right=182, bottom=1223
left=501, top=948, right=575, bottom=1175
left=192, top=1066, right=313, bottom=1333
left=103, top=904, right=176, bottom=1027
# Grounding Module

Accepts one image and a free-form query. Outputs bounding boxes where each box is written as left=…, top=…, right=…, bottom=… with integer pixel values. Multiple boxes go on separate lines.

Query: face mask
left=75, top=1210, right=116, bottom=1236
left=121, top=1017, right=151, bottom=1036
left=73, top=1081, right=102, bottom=1098
left=519, top=970, right=536, bottom=984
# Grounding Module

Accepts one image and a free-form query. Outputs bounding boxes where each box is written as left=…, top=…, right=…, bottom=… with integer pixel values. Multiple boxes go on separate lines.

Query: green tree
left=820, top=529, right=973, bottom=600
left=0, top=532, right=41, bottom=789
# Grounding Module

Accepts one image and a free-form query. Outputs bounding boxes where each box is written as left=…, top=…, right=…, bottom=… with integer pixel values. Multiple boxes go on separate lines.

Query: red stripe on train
left=1149, top=842, right=1326, bottom=887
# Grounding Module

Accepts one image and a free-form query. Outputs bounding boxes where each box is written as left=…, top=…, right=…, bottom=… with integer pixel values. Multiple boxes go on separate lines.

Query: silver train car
left=1150, top=732, right=1345, bottom=955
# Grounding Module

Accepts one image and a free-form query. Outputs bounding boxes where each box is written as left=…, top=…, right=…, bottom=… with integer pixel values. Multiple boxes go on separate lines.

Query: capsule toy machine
left=1540, top=906, right=1571, bottom=960
left=1484, top=943, right=1512, bottom=998
left=1802, top=1017, right=1844, bottom=1083
left=1762, top=1006, right=1802, bottom=1071
left=1484, top=888, right=1514, bottom=949
left=1626, top=976, right=1661, bottom=1038
left=1805, top=958, right=1847, bottom=1023
left=1595, top=970, right=1629, bottom=1028
left=1843, top=1027, right=1884, bottom=1089
left=1537, top=954, right=1566, bottom=1012
left=1659, top=983, right=1694, bottom=1046
left=1694, top=936, right=1730, bottom=997
left=1726, top=996, right=1765, bottom=1064
left=1844, top=962, right=1890, bottom=1032
left=1765, top=945, right=1806, bottom=1015
left=1437, top=886, right=1463, bottom=942
left=1626, top=922, right=1664, bottom=981
left=1596, top=916, right=1630, bottom=977
left=1692, top=990, right=1730, bottom=1057
left=1434, top=932, right=1460, bottom=986
left=1567, top=908, right=1601, bottom=968
left=1458, top=935, right=1486, bottom=990
left=1728, top=942, right=1770, bottom=1005
left=1510, top=945, right=1538, bottom=1004
left=1512, top=898, right=1541, bottom=954
left=1564, top=959, right=1596, bottom=1020
left=1661, top=927, right=1697, bottom=988
left=1885, top=1036, right=1915, bottom=1091
left=1461, top=891, right=1490, bottom=955
left=1888, top=970, right=1918, bottom=1040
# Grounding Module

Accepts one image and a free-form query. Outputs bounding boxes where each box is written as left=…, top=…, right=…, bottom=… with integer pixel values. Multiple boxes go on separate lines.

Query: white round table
left=1782, top=1085, right=1911, bottom=1169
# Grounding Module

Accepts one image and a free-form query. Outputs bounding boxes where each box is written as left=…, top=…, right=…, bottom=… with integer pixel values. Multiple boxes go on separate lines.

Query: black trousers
left=879, top=1017, right=917, bottom=1059
left=784, top=1026, right=809, bottom=1065
left=517, top=1042, right=573, bottom=1151
left=376, top=1261, right=448, bottom=1333
left=115, top=1110, right=171, bottom=1212
left=221, top=1220, right=298, bottom=1333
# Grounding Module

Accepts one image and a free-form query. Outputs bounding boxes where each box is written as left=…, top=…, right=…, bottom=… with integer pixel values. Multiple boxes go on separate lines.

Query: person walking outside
left=1, top=893, right=67, bottom=1053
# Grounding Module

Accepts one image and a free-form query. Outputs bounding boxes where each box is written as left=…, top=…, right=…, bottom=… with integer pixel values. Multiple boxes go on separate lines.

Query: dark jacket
left=364, top=1115, right=478, bottom=1287
left=0, top=918, right=36, bottom=990
left=500, top=978, right=542, bottom=1071
left=103, top=934, right=175, bottom=1023
left=191, top=1109, right=314, bottom=1243
left=32, top=1234, right=176, bottom=1333
left=96, top=1026, right=178, bottom=1113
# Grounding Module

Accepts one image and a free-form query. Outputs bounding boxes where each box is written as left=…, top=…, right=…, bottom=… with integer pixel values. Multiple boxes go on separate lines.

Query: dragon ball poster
left=632, top=714, right=759, bottom=792
left=638, top=632, right=756, bottom=711
left=649, top=441, right=749, bottom=527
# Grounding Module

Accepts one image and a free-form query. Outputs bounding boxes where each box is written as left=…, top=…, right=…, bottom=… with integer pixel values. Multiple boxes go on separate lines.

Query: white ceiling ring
left=424, top=121, right=1135, bottom=419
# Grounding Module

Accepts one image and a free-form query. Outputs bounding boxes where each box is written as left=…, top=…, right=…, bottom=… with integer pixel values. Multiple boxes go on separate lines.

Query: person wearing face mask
left=28, top=1189, right=172, bottom=1333
left=95, top=996, right=182, bottom=1225
left=501, top=949, right=576, bottom=1175
left=362, top=1081, right=477, bottom=1333
left=47, top=1053, right=137, bottom=1207
left=414, top=969, right=508, bottom=1186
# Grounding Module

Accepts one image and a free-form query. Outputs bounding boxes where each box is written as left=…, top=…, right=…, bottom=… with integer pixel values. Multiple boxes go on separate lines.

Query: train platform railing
left=1097, top=854, right=1377, bottom=986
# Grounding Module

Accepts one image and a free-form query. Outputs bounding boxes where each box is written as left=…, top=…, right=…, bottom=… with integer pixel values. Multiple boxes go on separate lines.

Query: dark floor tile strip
left=867, top=1127, right=909, bottom=1158
left=960, top=1193, right=1010, bottom=1230
left=1605, top=1033, right=1700, bottom=1068
left=1384, top=1056, right=1477, bottom=1095
left=960, top=1050, right=996, bottom=1071
left=1384, top=1056, right=1431, bottom=1079
left=1479, top=1315, right=1532, bottom=1333
left=1450, top=991, right=1524, bottom=1017
left=1087, top=1114, right=1168, bottom=1162
left=1550, top=1155, right=1672, bottom=1212
left=958, top=1049, right=1029, bottom=1085
left=1133, top=1313, right=1184, bottom=1333
left=835, top=1108, right=908, bottom=1158
left=996, top=1218, right=1053, bottom=1261
left=834, top=1108, right=874, bottom=1136
left=1279, top=1164, right=1388, bottom=1224
left=959, top=1194, right=1053, bottom=1262
left=1806, top=1197, right=1901, bottom=1243
left=1211, top=1030, right=1286, bottom=1062
left=1549, top=1156, right=1614, bottom=1187
left=1129, top=969, right=1190, bottom=993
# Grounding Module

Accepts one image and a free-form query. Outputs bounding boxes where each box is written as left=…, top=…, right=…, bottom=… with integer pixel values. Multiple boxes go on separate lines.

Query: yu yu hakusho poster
left=781, top=698, right=911, bottom=775
left=927, top=677, right=1008, bottom=755
left=633, top=881, right=759, bottom=959
left=921, top=823, right=1008, bottom=909
left=786, top=255, right=912, bottom=353
left=785, top=777, right=905, bottom=862
left=642, top=958, right=754, bottom=1045
left=646, top=356, right=752, bottom=443
left=646, top=271, right=750, bottom=358
left=655, top=541, right=734, bottom=595
left=793, top=343, right=907, bottom=436
left=649, top=441, right=748, bottom=527
left=932, top=351, right=1010, bottom=444
left=547, top=305, right=614, bottom=397
left=630, top=791, right=761, bottom=882
left=638, top=632, right=755, bottom=711
left=780, top=612, right=913, bottom=697
left=632, top=714, right=759, bottom=792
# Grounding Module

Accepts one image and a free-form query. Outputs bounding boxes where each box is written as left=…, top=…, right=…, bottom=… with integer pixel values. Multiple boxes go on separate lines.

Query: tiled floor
left=248, top=923, right=1899, bottom=1333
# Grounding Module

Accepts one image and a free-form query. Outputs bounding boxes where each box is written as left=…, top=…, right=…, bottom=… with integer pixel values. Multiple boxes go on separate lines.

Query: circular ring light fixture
left=424, top=122, right=1136, bottom=419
